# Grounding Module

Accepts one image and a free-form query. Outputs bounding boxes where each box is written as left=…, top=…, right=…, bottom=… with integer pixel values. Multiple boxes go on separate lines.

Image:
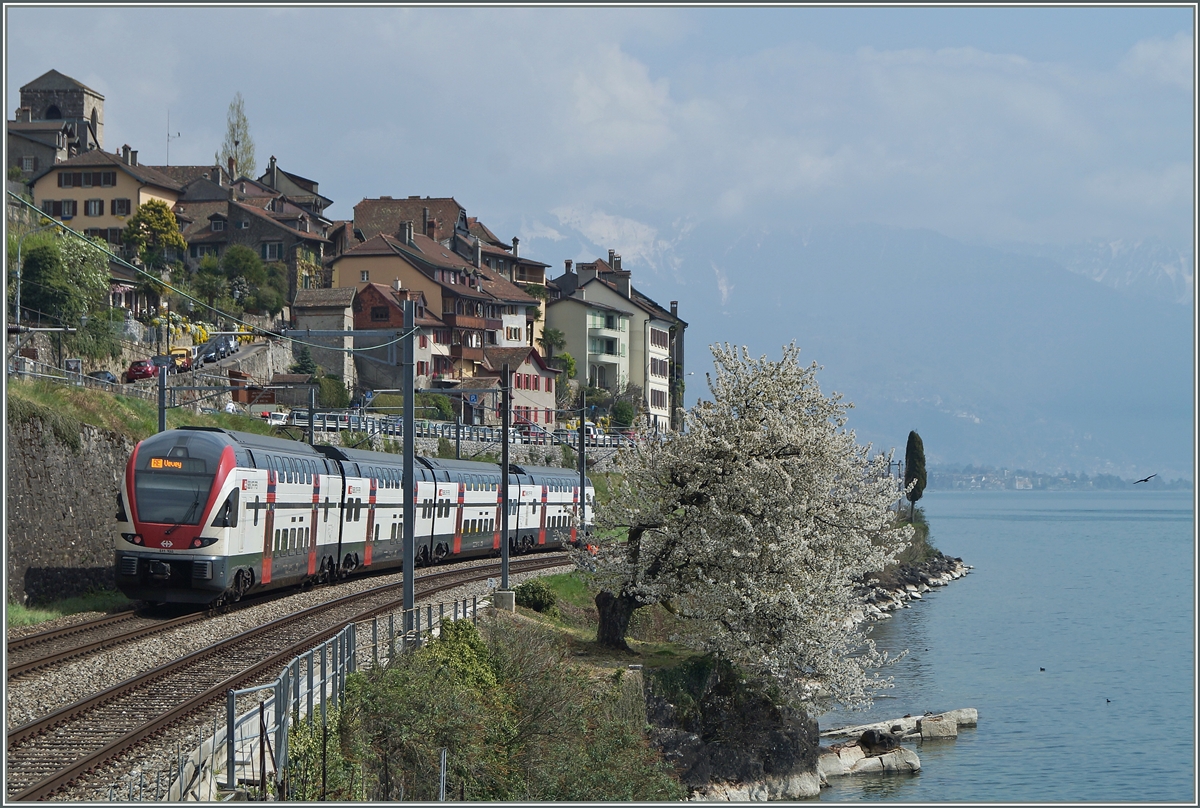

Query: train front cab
left=114, top=428, right=243, bottom=604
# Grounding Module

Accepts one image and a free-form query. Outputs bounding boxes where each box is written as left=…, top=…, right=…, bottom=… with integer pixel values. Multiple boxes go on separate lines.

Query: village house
left=479, top=346, right=559, bottom=430
left=351, top=282, right=449, bottom=390
left=289, top=286, right=357, bottom=390
left=549, top=250, right=687, bottom=433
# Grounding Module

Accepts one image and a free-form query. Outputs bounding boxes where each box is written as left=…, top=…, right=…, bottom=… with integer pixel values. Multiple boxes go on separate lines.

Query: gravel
left=6, top=554, right=571, bottom=801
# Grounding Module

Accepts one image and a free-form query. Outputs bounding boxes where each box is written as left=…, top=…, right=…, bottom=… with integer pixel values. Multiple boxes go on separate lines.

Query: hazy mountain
left=996, top=238, right=1194, bottom=306
left=622, top=222, right=1193, bottom=481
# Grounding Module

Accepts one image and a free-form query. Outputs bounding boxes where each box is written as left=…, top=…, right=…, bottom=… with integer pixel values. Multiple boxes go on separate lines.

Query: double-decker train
left=115, top=426, right=594, bottom=606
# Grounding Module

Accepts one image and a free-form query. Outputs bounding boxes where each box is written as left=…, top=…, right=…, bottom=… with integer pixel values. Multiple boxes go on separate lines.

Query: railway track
left=6, top=556, right=569, bottom=802
left=6, top=610, right=206, bottom=679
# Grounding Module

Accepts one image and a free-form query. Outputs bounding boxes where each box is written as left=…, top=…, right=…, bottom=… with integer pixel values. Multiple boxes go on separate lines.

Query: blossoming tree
left=585, top=343, right=912, bottom=707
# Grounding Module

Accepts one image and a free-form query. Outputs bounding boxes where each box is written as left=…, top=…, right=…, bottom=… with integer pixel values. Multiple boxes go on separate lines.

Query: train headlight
left=121, top=532, right=144, bottom=545
left=191, top=536, right=218, bottom=548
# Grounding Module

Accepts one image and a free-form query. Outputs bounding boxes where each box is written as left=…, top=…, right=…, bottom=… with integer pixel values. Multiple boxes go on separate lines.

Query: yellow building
left=28, top=144, right=182, bottom=257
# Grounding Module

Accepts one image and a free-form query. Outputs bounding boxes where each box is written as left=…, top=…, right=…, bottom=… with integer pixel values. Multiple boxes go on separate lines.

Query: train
left=114, top=426, right=595, bottom=606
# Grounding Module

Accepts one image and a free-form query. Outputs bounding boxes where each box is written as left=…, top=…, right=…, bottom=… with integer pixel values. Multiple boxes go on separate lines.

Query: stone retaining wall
left=6, top=416, right=134, bottom=605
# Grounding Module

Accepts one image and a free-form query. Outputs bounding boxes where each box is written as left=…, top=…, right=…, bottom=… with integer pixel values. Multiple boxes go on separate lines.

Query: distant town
left=926, top=465, right=1191, bottom=491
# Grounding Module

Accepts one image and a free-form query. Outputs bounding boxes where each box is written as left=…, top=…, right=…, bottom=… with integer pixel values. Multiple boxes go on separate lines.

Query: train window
left=374, top=524, right=380, bottom=541
left=274, top=528, right=281, bottom=552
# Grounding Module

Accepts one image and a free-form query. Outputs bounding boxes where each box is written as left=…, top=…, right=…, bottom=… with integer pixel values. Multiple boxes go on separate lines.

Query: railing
left=106, top=595, right=480, bottom=802
left=7, top=357, right=159, bottom=403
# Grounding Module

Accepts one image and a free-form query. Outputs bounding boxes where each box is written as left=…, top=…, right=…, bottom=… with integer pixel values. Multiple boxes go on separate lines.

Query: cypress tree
left=904, top=430, right=927, bottom=520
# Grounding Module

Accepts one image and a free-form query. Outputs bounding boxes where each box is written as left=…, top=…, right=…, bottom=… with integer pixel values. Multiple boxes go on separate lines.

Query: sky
left=5, top=5, right=1196, bottom=475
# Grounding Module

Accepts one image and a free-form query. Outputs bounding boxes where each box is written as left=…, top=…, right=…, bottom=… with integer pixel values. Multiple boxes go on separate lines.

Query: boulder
left=848, top=747, right=921, bottom=774
left=939, top=707, right=978, bottom=727
left=919, top=715, right=958, bottom=739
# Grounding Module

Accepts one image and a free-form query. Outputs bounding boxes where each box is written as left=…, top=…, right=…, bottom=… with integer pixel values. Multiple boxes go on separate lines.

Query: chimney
left=614, top=268, right=631, bottom=298
left=16, top=107, right=32, bottom=122
left=130, top=150, right=138, bottom=166
left=393, top=278, right=402, bottom=291
left=422, top=207, right=430, bottom=237
left=211, top=166, right=222, bottom=186
left=228, top=156, right=235, bottom=178
left=122, top=144, right=131, bottom=164
left=671, top=301, right=678, bottom=318
left=608, top=249, right=615, bottom=267
left=511, top=236, right=519, bottom=258
left=270, top=155, right=277, bottom=188
left=474, top=238, right=482, bottom=268
left=426, top=220, right=436, bottom=240
left=614, top=254, right=622, bottom=271
left=565, top=259, right=573, bottom=274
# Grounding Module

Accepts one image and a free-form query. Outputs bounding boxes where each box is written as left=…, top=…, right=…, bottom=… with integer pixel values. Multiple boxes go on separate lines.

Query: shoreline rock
left=817, top=708, right=978, bottom=786
left=851, top=552, right=973, bottom=625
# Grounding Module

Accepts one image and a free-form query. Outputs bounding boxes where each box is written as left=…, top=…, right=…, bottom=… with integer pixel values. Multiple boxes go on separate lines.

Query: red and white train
left=115, top=426, right=595, bottom=606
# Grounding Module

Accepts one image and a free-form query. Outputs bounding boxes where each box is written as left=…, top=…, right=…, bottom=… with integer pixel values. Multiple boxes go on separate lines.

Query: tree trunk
left=595, top=589, right=641, bottom=650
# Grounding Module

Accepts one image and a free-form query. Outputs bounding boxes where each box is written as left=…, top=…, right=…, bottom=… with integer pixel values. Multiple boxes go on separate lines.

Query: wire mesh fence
left=103, top=594, right=480, bottom=802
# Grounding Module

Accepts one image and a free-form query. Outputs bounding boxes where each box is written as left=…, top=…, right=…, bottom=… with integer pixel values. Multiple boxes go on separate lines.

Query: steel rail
left=7, top=556, right=570, bottom=801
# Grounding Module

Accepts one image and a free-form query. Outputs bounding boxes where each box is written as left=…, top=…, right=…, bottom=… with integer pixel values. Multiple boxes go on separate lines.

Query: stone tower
left=18, top=69, right=104, bottom=151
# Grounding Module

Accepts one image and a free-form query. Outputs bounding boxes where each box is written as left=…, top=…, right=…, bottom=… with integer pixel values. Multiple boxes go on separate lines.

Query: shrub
left=515, top=579, right=557, bottom=613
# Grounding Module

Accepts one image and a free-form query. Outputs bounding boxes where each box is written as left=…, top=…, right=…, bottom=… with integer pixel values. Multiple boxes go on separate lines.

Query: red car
left=124, top=359, right=157, bottom=383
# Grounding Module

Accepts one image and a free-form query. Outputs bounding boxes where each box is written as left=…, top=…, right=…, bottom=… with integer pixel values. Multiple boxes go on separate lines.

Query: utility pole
left=578, top=389, right=587, bottom=542
left=495, top=363, right=515, bottom=611
left=402, top=300, right=416, bottom=628
left=158, top=365, right=167, bottom=433
left=307, top=387, right=316, bottom=446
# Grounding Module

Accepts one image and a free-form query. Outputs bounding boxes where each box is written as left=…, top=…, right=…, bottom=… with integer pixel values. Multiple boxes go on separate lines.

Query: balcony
left=442, top=312, right=487, bottom=330
left=450, top=344, right=484, bottom=362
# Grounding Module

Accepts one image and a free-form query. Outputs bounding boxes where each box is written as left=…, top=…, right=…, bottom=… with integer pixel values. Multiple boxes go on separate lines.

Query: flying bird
left=1134, top=474, right=1157, bottom=484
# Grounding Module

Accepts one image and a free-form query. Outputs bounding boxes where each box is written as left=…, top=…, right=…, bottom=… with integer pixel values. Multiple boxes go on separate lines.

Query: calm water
left=818, top=490, right=1195, bottom=803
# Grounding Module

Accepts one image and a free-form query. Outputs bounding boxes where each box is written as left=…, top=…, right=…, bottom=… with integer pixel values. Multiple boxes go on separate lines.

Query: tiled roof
left=21, top=69, right=102, bottom=97
left=228, top=200, right=330, bottom=243
left=547, top=292, right=633, bottom=317
left=358, top=283, right=444, bottom=327
left=293, top=287, right=356, bottom=308
left=353, top=196, right=465, bottom=242
left=482, top=347, right=550, bottom=373
left=6, top=120, right=72, bottom=134
left=476, top=265, right=536, bottom=304
left=29, top=148, right=183, bottom=191
left=147, top=165, right=232, bottom=186
left=467, top=218, right=506, bottom=247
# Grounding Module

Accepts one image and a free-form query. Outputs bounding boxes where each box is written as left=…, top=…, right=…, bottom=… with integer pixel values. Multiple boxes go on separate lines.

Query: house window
left=419, top=334, right=428, bottom=348
left=651, top=389, right=668, bottom=409
left=112, top=198, right=131, bottom=216
left=546, top=377, right=553, bottom=394
left=237, top=221, right=249, bottom=229
left=58, top=172, right=74, bottom=187
left=101, top=171, right=116, bottom=187
left=532, top=375, right=539, bottom=392
left=371, top=306, right=389, bottom=321
left=212, top=219, right=225, bottom=231
left=262, top=242, right=283, bottom=261
left=21, top=156, right=34, bottom=172
left=360, top=270, right=370, bottom=283
left=84, top=199, right=104, bottom=216
left=651, top=328, right=670, bottom=349
left=545, top=408, right=552, bottom=423
left=42, top=199, right=77, bottom=218
left=417, top=360, right=429, bottom=376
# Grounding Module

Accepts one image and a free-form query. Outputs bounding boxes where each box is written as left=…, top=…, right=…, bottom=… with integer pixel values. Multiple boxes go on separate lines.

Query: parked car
left=124, top=359, right=157, bottom=383
left=86, top=370, right=119, bottom=385
left=265, top=411, right=288, bottom=426
left=169, top=347, right=193, bottom=372
left=200, top=342, right=220, bottom=364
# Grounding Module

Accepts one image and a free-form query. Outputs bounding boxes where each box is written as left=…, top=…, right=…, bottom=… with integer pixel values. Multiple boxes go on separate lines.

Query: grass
left=7, top=378, right=278, bottom=444
left=7, top=589, right=134, bottom=628
left=514, top=571, right=702, bottom=674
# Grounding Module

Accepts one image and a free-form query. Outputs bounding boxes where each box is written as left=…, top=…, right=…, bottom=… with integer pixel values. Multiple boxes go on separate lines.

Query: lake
left=817, top=490, right=1195, bottom=802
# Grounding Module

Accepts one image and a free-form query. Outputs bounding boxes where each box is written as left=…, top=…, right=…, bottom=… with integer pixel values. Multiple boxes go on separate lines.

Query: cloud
left=1120, top=31, right=1194, bottom=90
left=712, top=263, right=734, bottom=305
left=519, top=219, right=566, bottom=243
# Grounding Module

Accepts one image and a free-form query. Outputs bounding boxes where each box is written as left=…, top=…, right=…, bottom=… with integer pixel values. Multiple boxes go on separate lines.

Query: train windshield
left=134, top=431, right=225, bottom=525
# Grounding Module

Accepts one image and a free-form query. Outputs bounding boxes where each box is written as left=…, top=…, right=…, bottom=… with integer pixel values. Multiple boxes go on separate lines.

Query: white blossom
left=588, top=343, right=911, bottom=709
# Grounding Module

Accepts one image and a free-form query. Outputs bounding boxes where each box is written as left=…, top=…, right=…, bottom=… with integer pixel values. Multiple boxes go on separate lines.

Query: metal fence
left=105, top=595, right=480, bottom=802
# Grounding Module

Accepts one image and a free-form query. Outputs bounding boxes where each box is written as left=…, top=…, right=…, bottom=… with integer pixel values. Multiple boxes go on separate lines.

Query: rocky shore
left=817, top=708, right=978, bottom=782
left=847, top=551, right=973, bottom=628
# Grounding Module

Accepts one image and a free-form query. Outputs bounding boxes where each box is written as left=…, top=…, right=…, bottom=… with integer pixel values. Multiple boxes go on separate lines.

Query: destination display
left=148, top=456, right=206, bottom=473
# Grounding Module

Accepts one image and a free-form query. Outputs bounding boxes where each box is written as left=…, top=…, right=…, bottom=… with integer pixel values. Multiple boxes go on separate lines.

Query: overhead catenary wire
left=6, top=191, right=418, bottom=355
